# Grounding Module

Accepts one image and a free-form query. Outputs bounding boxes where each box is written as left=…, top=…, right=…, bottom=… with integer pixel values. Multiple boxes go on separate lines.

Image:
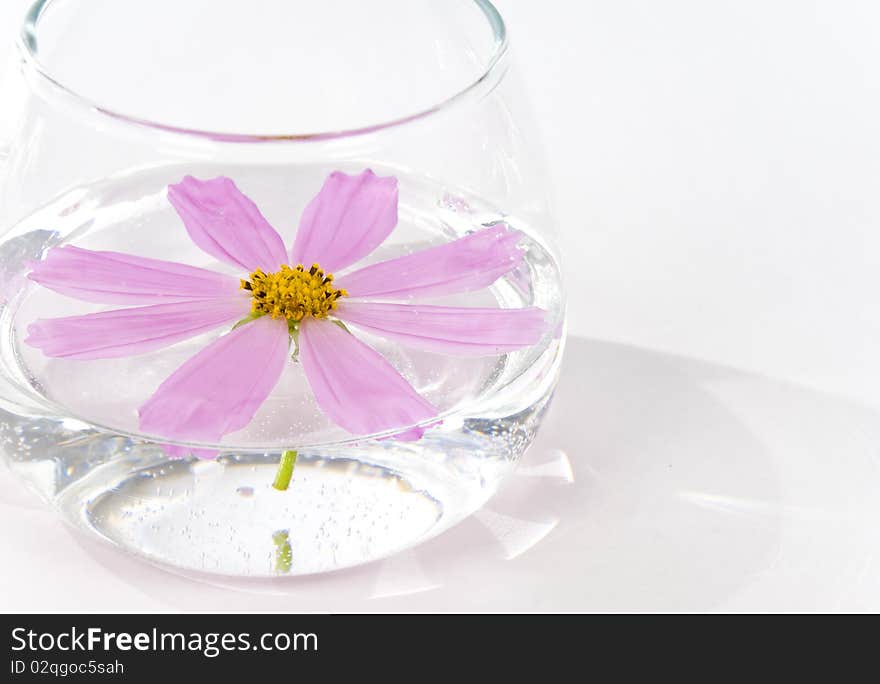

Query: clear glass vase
left=0, top=0, right=565, bottom=576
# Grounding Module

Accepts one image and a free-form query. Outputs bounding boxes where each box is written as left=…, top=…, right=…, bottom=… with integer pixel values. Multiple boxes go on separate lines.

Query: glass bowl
left=0, top=0, right=565, bottom=576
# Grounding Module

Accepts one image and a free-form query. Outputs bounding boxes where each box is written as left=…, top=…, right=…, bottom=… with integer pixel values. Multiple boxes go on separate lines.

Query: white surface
left=1, top=0, right=880, bottom=611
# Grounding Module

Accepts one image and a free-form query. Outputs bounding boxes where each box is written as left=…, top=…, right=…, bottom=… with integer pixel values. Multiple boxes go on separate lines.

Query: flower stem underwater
left=272, top=449, right=298, bottom=490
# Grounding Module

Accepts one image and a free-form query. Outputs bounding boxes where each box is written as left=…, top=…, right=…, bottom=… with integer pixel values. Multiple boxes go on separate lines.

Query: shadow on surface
left=47, top=336, right=880, bottom=610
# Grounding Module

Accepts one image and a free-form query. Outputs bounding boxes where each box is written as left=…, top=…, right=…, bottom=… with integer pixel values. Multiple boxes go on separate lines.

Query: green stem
left=272, top=530, right=292, bottom=573
left=273, top=449, right=298, bottom=491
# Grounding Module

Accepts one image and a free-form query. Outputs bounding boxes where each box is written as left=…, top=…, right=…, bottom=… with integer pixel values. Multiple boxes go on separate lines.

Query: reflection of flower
left=26, top=170, right=546, bottom=456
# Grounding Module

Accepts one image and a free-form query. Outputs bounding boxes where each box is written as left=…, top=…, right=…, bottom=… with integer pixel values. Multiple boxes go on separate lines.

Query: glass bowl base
left=68, top=456, right=455, bottom=577
left=1, top=378, right=557, bottom=576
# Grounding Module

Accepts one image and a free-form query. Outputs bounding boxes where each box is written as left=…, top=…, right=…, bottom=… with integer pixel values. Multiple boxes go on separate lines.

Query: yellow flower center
left=241, top=264, right=347, bottom=322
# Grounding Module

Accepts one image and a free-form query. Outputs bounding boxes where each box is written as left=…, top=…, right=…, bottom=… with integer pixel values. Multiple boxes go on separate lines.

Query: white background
left=1, top=0, right=879, bottom=611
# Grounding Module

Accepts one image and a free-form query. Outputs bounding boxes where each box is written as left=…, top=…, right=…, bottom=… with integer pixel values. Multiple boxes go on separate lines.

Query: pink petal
left=159, top=444, right=219, bottom=460
left=167, top=176, right=288, bottom=273
left=337, top=302, right=548, bottom=356
left=28, top=246, right=241, bottom=305
left=26, top=296, right=249, bottom=360
left=335, top=225, right=524, bottom=299
left=139, top=315, right=289, bottom=449
left=298, top=318, right=437, bottom=437
left=291, top=170, right=398, bottom=273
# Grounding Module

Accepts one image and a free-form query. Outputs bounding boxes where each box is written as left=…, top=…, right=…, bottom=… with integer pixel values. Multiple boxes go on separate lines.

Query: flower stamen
left=241, top=264, right=347, bottom=322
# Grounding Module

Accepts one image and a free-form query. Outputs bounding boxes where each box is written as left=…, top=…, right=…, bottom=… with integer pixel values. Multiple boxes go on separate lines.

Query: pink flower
left=26, top=170, right=546, bottom=456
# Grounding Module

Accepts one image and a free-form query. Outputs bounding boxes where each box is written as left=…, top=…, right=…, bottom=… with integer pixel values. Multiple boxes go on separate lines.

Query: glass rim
left=17, top=0, right=510, bottom=144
